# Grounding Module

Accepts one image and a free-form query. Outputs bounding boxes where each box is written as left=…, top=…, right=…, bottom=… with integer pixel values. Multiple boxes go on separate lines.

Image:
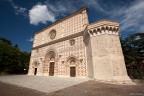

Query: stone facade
left=28, top=7, right=132, bottom=84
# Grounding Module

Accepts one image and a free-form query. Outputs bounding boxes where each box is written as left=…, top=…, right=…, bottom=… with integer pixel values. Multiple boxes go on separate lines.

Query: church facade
left=28, top=7, right=131, bottom=83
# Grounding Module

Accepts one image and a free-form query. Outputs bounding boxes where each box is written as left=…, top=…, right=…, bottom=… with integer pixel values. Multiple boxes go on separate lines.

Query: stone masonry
left=28, top=7, right=132, bottom=84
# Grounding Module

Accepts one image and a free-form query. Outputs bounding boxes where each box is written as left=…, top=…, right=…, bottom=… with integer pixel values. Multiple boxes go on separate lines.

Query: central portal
left=44, top=51, right=56, bottom=76
left=49, top=62, right=55, bottom=76
left=70, top=67, right=76, bottom=77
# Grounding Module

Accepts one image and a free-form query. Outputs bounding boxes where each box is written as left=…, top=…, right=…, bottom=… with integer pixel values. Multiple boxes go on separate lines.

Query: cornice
left=32, top=31, right=84, bottom=50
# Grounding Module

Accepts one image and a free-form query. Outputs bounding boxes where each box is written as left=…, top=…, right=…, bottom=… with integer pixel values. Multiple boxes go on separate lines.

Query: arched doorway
left=70, top=66, right=76, bottom=77
left=70, top=60, right=76, bottom=77
left=44, top=50, right=57, bottom=76
left=67, top=57, right=77, bottom=77
left=49, top=57, right=55, bottom=76
left=34, top=68, right=37, bottom=75
left=32, top=61, right=39, bottom=75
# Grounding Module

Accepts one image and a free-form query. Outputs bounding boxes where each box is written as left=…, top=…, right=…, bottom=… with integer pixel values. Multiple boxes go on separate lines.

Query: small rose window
left=69, top=39, right=75, bottom=46
left=49, top=29, right=56, bottom=39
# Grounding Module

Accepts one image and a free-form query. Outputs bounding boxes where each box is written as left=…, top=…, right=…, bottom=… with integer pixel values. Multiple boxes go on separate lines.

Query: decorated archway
left=43, top=49, right=58, bottom=76
left=66, top=56, right=79, bottom=77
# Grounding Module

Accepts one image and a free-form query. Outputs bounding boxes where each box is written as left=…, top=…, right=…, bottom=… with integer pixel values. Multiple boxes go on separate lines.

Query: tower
left=85, top=20, right=132, bottom=84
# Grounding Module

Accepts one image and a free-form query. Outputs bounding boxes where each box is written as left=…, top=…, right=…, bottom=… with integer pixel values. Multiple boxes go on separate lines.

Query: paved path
left=0, top=75, right=89, bottom=94
left=0, top=75, right=144, bottom=96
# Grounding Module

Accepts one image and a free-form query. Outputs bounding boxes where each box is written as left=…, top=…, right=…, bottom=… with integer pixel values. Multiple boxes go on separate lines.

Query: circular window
left=49, top=29, right=56, bottom=39
left=69, top=39, right=75, bottom=46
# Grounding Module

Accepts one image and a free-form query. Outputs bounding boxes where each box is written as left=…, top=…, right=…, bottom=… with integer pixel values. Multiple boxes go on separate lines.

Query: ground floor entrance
left=70, top=67, right=76, bottom=77
left=34, top=68, right=37, bottom=75
left=49, top=62, right=55, bottom=76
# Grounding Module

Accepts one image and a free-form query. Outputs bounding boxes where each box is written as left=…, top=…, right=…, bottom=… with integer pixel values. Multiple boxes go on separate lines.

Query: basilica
left=28, top=7, right=132, bottom=83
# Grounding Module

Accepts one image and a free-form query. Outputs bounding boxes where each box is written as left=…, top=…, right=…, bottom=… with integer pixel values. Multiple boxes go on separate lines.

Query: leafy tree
left=121, top=33, right=144, bottom=79
left=0, top=37, right=30, bottom=74
left=0, top=37, right=12, bottom=45
left=0, top=42, right=12, bottom=72
left=14, top=44, right=18, bottom=48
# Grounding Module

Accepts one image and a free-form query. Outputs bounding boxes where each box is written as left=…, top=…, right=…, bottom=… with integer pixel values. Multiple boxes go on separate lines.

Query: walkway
left=0, top=75, right=89, bottom=93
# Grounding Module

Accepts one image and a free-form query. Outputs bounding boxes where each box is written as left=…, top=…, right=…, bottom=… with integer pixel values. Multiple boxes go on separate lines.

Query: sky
left=0, top=0, right=144, bottom=52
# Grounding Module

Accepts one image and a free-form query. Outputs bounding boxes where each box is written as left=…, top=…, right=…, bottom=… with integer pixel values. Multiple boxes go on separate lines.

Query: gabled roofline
left=35, top=7, right=88, bottom=34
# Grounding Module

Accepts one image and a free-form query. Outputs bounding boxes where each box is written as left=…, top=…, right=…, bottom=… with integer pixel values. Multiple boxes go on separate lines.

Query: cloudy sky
left=0, top=0, right=144, bottom=52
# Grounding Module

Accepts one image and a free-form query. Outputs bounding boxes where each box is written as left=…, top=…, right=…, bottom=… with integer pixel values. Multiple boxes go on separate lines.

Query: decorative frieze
left=88, top=26, right=119, bottom=37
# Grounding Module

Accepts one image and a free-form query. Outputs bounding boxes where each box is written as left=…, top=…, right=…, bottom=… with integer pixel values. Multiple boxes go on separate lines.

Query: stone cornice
left=88, top=20, right=119, bottom=29
left=32, top=31, right=84, bottom=50
left=88, top=21, right=120, bottom=37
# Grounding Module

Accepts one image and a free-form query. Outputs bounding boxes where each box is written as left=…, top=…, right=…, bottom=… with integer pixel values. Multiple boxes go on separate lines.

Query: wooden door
left=49, top=62, right=55, bottom=76
left=70, top=67, right=76, bottom=77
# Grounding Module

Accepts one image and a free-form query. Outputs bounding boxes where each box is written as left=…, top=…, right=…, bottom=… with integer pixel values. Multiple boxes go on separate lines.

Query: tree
left=0, top=42, right=12, bottom=72
left=121, top=33, right=144, bottom=79
left=0, top=37, right=30, bottom=74
left=0, top=37, right=12, bottom=45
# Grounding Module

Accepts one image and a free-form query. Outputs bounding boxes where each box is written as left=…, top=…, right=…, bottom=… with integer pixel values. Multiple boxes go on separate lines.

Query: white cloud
left=6, top=0, right=144, bottom=32
left=107, top=0, right=144, bottom=32
left=45, top=0, right=106, bottom=16
left=26, top=37, right=34, bottom=42
left=119, top=0, right=144, bottom=32
left=80, top=0, right=144, bottom=33
left=29, top=4, right=56, bottom=25
left=6, top=0, right=27, bottom=16
left=44, top=0, right=77, bottom=17
left=28, top=0, right=104, bottom=25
